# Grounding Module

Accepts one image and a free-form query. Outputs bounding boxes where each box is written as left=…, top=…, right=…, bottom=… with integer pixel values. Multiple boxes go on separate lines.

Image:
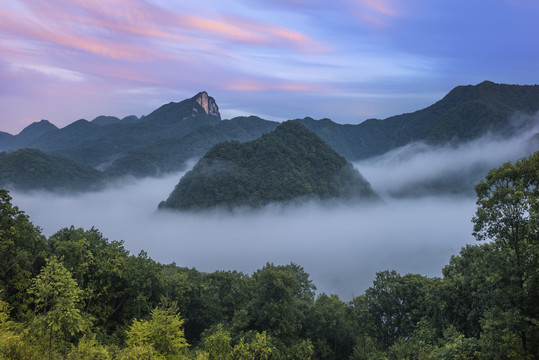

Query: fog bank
left=356, top=113, right=539, bottom=197
left=12, top=175, right=475, bottom=299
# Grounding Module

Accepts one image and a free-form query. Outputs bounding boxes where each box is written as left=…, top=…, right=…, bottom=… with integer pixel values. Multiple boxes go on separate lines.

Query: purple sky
left=1, top=0, right=538, bottom=135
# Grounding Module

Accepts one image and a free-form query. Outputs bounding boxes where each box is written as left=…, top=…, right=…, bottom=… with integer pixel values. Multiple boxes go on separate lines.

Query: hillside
left=0, top=148, right=104, bottom=191
left=297, top=81, right=539, bottom=160
left=159, top=121, right=379, bottom=210
left=105, top=116, right=279, bottom=177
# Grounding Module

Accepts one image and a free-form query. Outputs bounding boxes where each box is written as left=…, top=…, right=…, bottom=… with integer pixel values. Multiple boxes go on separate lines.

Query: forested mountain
left=297, top=81, right=539, bottom=159
left=159, top=121, right=379, bottom=210
left=0, top=82, right=538, bottom=193
left=10, top=119, right=59, bottom=148
left=91, top=115, right=123, bottom=126
left=101, top=81, right=539, bottom=178
left=0, top=148, right=104, bottom=191
left=0, top=152, right=537, bottom=359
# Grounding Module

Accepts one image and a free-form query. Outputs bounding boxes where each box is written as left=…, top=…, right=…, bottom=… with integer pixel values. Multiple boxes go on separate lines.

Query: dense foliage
left=159, top=121, right=378, bottom=210
left=0, top=151, right=537, bottom=359
left=105, top=116, right=278, bottom=178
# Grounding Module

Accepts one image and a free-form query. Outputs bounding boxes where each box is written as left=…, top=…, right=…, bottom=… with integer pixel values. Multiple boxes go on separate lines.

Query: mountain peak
left=192, top=91, right=220, bottom=117
left=18, top=119, right=58, bottom=137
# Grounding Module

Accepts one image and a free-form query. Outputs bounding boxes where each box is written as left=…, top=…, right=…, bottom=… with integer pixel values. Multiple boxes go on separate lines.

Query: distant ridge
left=106, top=82, right=539, bottom=178
left=105, top=115, right=278, bottom=177
left=0, top=91, right=222, bottom=167
left=17, top=119, right=58, bottom=138
left=91, top=115, right=121, bottom=126
left=297, top=81, right=539, bottom=159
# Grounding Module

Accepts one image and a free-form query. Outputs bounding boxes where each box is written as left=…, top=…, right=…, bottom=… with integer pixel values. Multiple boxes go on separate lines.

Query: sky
left=1, top=0, right=538, bottom=134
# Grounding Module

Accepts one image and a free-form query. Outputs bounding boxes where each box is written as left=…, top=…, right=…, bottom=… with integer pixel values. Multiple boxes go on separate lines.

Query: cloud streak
left=226, top=78, right=331, bottom=93
left=4, top=0, right=323, bottom=60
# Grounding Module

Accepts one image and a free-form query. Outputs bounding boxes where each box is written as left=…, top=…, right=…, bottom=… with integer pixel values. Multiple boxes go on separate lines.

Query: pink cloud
left=0, top=9, right=157, bottom=61
left=226, top=79, right=330, bottom=93
left=226, top=15, right=327, bottom=53
left=9, top=0, right=325, bottom=60
left=353, top=0, right=403, bottom=28
left=356, top=0, right=400, bottom=17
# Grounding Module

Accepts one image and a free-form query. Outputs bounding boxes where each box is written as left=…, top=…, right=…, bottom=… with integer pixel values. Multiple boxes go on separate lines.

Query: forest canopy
left=0, top=151, right=537, bottom=359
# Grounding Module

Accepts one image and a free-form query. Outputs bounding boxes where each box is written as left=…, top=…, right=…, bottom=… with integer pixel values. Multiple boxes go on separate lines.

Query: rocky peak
left=193, top=91, right=220, bottom=118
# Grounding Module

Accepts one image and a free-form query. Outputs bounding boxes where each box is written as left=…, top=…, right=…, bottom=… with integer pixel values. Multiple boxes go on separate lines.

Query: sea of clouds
left=10, top=113, right=538, bottom=299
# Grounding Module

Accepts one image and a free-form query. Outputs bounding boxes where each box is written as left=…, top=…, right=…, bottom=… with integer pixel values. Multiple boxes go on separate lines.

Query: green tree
left=363, top=271, right=433, bottom=349
left=201, top=324, right=272, bottom=360
left=49, top=226, right=132, bottom=336
left=180, top=269, right=249, bottom=343
left=348, top=294, right=385, bottom=360
left=123, top=251, right=164, bottom=322
left=0, top=296, right=41, bottom=359
left=307, top=293, right=354, bottom=360
left=247, top=263, right=315, bottom=341
left=28, top=256, right=89, bottom=359
left=125, top=298, right=189, bottom=358
left=472, top=151, right=539, bottom=356
left=67, top=334, right=112, bottom=360
left=433, top=326, right=478, bottom=360
left=0, top=189, right=46, bottom=315
left=202, top=324, right=232, bottom=360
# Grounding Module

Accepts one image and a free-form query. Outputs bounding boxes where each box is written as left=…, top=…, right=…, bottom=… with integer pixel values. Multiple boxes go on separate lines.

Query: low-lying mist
left=10, top=114, right=538, bottom=299
left=12, top=179, right=474, bottom=299
left=356, top=112, right=539, bottom=197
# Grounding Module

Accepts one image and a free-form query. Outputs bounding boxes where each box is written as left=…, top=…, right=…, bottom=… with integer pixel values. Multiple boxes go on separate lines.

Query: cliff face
left=194, top=91, right=220, bottom=118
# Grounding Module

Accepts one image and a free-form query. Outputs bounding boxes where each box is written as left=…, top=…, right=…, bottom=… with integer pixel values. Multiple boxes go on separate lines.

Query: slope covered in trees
left=105, top=116, right=278, bottom=178
left=299, top=81, right=539, bottom=160
left=0, top=151, right=537, bottom=359
left=0, top=148, right=104, bottom=192
left=99, top=81, right=539, bottom=178
left=159, top=121, right=379, bottom=210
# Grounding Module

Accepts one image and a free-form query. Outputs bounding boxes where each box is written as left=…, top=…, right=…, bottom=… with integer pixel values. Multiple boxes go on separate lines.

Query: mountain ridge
left=0, top=91, right=222, bottom=167
left=1, top=81, right=538, bottom=194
